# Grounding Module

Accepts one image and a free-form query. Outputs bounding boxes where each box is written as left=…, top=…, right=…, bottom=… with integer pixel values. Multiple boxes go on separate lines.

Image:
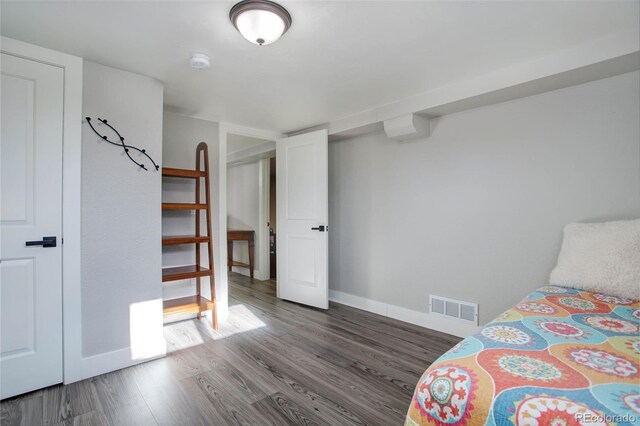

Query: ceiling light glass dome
left=230, top=0, right=292, bottom=46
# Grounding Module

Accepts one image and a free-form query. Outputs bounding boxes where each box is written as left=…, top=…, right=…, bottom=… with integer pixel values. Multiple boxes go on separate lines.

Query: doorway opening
left=226, top=133, right=277, bottom=289
left=220, top=126, right=329, bottom=312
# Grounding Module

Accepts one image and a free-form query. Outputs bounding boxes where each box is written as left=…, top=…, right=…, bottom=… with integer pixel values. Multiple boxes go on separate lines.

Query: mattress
left=405, top=286, right=640, bottom=425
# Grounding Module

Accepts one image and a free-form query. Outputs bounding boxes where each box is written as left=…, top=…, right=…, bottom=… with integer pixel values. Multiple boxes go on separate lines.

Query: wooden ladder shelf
left=161, top=142, right=217, bottom=330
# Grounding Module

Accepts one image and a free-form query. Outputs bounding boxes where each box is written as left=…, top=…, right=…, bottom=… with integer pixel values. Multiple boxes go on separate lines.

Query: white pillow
left=549, top=218, right=640, bottom=301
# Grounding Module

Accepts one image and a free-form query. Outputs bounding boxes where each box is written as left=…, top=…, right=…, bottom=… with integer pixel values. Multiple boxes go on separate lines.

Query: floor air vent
left=429, top=295, right=478, bottom=325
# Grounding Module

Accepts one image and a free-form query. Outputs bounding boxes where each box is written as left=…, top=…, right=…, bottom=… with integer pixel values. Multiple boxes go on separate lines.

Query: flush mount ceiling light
left=230, top=0, right=292, bottom=46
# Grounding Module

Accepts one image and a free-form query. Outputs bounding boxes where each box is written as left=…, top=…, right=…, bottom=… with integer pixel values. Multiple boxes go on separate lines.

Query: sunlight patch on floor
left=209, top=303, right=267, bottom=340
left=162, top=303, right=267, bottom=350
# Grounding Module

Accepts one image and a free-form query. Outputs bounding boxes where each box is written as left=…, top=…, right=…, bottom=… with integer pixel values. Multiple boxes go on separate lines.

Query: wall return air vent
left=429, top=295, right=478, bottom=325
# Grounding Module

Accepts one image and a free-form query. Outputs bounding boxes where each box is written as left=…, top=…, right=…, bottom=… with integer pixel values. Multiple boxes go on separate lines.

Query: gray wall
left=81, top=61, right=164, bottom=357
left=329, top=71, right=640, bottom=325
left=162, top=112, right=220, bottom=308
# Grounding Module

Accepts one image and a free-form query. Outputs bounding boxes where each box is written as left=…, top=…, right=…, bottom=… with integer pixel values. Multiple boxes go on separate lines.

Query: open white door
left=1, top=53, right=64, bottom=398
left=276, top=129, right=328, bottom=309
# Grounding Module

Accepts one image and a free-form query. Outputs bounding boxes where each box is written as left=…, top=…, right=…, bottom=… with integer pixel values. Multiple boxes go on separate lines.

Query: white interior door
left=1, top=53, right=64, bottom=399
left=276, top=129, right=328, bottom=309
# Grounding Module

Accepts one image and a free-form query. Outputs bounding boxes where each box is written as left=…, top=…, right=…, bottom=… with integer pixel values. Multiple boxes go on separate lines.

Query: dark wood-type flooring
left=1, top=273, right=460, bottom=426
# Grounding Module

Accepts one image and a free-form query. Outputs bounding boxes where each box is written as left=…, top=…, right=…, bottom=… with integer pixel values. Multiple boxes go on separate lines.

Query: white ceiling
left=1, top=1, right=638, bottom=133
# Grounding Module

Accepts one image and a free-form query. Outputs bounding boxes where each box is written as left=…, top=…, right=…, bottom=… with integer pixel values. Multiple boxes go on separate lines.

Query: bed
left=406, top=286, right=640, bottom=425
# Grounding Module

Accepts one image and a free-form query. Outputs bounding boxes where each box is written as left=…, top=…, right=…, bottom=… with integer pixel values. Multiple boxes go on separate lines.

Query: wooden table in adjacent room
left=227, top=229, right=255, bottom=279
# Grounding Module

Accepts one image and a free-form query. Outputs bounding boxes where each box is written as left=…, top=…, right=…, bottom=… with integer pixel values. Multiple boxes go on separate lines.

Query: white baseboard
left=79, top=339, right=166, bottom=381
left=230, top=266, right=268, bottom=281
left=329, top=290, right=480, bottom=338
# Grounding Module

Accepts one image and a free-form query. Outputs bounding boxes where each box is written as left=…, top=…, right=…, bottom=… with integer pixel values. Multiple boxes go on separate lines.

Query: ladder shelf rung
left=162, top=265, right=211, bottom=282
left=163, top=295, right=214, bottom=317
left=162, top=203, right=207, bottom=210
left=162, top=235, right=211, bottom=245
left=162, top=167, right=206, bottom=178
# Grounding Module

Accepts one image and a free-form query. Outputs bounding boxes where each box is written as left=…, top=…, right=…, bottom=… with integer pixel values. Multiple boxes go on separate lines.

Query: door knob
left=25, top=236, right=57, bottom=248
left=311, top=226, right=326, bottom=232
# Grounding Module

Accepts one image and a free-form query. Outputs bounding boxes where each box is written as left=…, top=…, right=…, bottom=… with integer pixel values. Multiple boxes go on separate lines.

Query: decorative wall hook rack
left=85, top=117, right=160, bottom=171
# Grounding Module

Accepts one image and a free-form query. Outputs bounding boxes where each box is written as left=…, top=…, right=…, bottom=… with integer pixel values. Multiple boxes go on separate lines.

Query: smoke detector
left=190, top=53, right=211, bottom=70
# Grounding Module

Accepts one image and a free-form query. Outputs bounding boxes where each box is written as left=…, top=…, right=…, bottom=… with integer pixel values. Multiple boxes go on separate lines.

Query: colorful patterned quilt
left=406, top=286, right=640, bottom=426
